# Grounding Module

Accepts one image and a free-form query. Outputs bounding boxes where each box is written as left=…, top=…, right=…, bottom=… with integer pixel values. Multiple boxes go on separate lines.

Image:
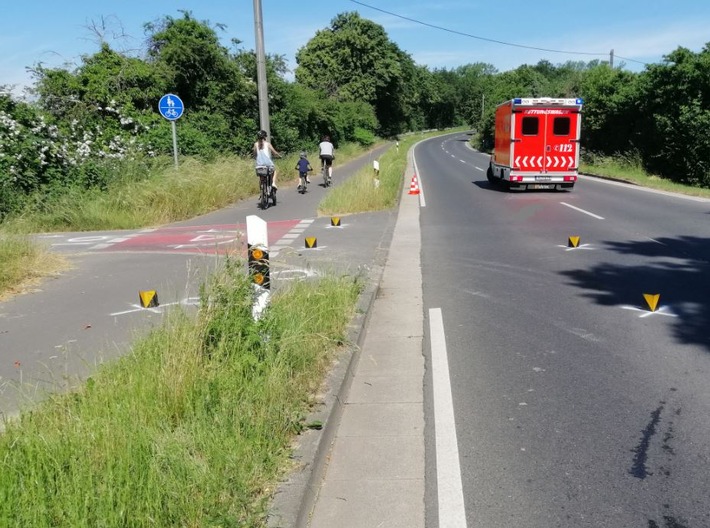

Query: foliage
left=635, top=45, right=710, bottom=186
left=295, top=12, right=416, bottom=135
left=0, top=260, right=360, bottom=526
left=577, top=65, right=640, bottom=153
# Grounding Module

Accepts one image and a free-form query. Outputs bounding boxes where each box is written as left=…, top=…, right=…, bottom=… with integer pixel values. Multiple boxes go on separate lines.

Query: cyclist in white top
left=253, top=130, right=282, bottom=190
left=318, top=135, right=335, bottom=181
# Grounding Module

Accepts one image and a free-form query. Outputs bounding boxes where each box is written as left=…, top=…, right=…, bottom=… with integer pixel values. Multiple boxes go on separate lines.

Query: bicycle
left=298, top=170, right=311, bottom=194
left=321, top=158, right=332, bottom=187
left=256, top=165, right=276, bottom=209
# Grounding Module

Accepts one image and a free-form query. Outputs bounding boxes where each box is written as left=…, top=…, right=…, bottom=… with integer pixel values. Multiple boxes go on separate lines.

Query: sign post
left=158, top=94, right=184, bottom=169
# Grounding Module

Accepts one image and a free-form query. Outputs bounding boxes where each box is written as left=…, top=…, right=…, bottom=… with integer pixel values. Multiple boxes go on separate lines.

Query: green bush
left=353, top=127, right=376, bottom=146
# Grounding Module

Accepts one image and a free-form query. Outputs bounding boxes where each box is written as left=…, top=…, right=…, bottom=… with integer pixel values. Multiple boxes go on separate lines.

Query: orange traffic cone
left=408, top=175, right=420, bottom=195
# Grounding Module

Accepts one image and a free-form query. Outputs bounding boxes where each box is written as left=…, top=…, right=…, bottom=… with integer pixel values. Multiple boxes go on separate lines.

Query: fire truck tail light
left=510, top=175, right=523, bottom=182
left=564, top=176, right=577, bottom=182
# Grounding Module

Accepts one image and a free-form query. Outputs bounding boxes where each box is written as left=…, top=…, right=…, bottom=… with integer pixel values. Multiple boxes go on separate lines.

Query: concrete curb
left=267, top=171, right=399, bottom=528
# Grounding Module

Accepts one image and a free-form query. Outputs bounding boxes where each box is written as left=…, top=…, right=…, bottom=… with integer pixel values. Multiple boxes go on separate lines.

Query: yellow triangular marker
left=568, top=236, right=580, bottom=248
left=305, top=237, right=317, bottom=249
left=331, top=217, right=341, bottom=227
left=643, top=293, right=660, bottom=312
left=139, top=290, right=159, bottom=308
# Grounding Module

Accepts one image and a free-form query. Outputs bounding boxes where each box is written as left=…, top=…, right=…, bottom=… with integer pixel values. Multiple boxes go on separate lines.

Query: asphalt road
left=417, top=133, right=710, bottom=527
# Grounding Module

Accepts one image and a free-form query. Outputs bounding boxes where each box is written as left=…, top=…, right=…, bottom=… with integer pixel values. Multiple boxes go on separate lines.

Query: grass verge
left=0, top=260, right=360, bottom=527
left=319, top=128, right=468, bottom=215
left=5, top=143, right=381, bottom=234
left=581, top=155, right=710, bottom=199
left=0, top=235, right=68, bottom=301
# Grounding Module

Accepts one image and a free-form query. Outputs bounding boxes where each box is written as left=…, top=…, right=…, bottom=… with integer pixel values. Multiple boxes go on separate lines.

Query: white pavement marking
left=273, top=268, right=319, bottom=281
left=557, top=244, right=595, bottom=251
left=621, top=305, right=679, bottom=318
left=474, top=167, right=484, bottom=172
left=560, top=202, right=605, bottom=220
left=413, top=145, right=427, bottom=207
left=110, top=297, right=199, bottom=316
left=429, top=308, right=467, bottom=528
left=91, top=233, right=143, bottom=250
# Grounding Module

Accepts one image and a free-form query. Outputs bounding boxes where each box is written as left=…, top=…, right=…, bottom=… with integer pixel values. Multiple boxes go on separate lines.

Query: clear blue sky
left=2, top=0, right=709, bottom=94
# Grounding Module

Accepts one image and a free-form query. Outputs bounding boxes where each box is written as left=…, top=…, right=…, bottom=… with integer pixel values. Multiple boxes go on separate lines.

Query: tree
left=577, top=64, right=639, bottom=154
left=295, top=12, right=416, bottom=135
left=145, top=12, right=251, bottom=117
left=635, top=44, right=710, bottom=185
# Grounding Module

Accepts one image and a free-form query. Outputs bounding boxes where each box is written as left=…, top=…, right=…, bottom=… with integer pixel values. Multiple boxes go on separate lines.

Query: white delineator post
left=246, top=215, right=270, bottom=319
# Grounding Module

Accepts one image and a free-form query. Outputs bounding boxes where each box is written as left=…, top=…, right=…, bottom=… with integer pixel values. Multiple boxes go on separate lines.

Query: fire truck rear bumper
left=508, top=172, right=577, bottom=190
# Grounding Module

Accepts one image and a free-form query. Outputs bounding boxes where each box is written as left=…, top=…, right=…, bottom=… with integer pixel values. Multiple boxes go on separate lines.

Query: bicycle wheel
left=260, top=176, right=269, bottom=209
left=322, top=165, right=329, bottom=187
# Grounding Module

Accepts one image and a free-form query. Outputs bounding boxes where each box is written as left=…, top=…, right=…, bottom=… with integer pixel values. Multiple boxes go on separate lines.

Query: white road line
left=412, top=154, right=426, bottom=207
left=560, top=202, right=605, bottom=220
left=579, top=175, right=710, bottom=202
left=413, top=143, right=427, bottom=207
left=429, top=308, right=467, bottom=528
left=474, top=167, right=484, bottom=172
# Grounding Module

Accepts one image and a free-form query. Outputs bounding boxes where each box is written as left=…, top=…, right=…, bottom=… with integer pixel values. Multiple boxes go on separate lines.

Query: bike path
left=0, top=144, right=391, bottom=419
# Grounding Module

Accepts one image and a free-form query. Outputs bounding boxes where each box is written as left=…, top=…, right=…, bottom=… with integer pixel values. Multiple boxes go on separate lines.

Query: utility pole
left=253, top=0, right=271, bottom=138
left=610, top=49, right=614, bottom=69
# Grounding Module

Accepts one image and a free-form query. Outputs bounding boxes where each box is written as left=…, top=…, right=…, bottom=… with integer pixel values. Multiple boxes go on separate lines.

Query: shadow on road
left=560, top=235, right=710, bottom=351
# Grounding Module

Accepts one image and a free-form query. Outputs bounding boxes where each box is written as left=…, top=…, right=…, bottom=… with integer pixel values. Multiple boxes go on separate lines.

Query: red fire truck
left=487, top=97, right=583, bottom=191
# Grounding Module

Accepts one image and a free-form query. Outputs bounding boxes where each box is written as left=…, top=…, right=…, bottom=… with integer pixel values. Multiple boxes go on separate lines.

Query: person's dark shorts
left=319, top=155, right=334, bottom=167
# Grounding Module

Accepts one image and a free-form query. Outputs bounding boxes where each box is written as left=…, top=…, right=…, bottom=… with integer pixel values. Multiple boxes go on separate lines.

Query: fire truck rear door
left=544, top=110, right=580, bottom=173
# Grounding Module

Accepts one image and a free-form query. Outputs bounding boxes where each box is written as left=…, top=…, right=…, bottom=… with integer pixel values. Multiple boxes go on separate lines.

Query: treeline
left=1, top=10, right=709, bottom=218
left=470, top=46, right=710, bottom=188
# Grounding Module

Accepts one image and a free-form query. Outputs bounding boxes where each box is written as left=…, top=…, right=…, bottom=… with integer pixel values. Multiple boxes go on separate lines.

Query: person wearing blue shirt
left=296, top=151, right=313, bottom=190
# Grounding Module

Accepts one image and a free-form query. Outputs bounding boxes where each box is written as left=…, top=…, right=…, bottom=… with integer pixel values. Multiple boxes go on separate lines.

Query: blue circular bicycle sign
left=158, top=93, right=184, bottom=121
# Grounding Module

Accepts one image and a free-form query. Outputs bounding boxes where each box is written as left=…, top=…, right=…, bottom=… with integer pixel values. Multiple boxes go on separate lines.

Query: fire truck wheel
left=486, top=165, right=495, bottom=183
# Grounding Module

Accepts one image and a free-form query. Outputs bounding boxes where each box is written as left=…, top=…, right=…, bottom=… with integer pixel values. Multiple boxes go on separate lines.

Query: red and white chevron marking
left=514, top=155, right=575, bottom=169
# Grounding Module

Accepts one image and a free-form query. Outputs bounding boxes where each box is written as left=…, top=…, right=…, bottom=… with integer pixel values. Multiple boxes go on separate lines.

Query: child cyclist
left=295, top=151, right=313, bottom=192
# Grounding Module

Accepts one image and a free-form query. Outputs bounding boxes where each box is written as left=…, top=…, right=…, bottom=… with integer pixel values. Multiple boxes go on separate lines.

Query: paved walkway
left=307, top=153, right=425, bottom=527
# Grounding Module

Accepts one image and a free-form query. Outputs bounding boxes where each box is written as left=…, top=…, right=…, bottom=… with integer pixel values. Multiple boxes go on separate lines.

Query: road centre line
left=429, top=308, right=467, bottom=528
left=474, top=167, right=484, bottom=172
left=560, top=202, right=605, bottom=220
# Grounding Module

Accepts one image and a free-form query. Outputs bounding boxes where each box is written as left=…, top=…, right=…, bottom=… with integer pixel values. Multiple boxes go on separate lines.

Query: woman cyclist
left=253, top=130, right=282, bottom=192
